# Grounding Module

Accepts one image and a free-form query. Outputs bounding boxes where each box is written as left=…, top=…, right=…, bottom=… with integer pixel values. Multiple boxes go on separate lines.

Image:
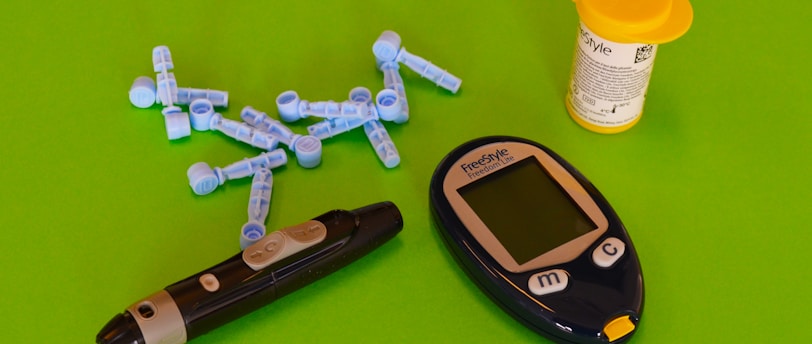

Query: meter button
left=592, top=237, right=626, bottom=268
left=528, top=269, right=569, bottom=296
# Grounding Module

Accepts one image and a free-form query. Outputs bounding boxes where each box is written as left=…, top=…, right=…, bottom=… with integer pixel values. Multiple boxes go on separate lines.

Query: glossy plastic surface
left=98, top=202, right=402, bottom=344
left=430, top=136, right=644, bottom=344
left=573, top=0, right=693, bottom=44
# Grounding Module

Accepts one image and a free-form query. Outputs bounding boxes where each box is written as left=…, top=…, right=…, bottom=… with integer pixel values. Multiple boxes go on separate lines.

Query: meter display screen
left=458, top=157, right=597, bottom=265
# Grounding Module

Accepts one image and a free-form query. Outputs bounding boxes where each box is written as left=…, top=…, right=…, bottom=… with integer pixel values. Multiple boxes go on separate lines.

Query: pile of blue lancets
left=127, top=30, right=461, bottom=250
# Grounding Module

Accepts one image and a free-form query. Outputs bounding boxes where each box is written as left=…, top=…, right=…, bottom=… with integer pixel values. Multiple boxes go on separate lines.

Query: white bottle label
left=567, top=22, right=658, bottom=128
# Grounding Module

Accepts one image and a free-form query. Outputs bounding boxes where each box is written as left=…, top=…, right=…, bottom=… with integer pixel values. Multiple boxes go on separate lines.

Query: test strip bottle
left=565, top=0, right=693, bottom=134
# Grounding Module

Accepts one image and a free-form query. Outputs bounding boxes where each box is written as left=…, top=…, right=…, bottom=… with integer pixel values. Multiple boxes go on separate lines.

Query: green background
left=1, top=1, right=809, bottom=343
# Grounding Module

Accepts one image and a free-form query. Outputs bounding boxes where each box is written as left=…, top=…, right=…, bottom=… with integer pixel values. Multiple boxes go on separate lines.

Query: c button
left=592, top=237, right=626, bottom=268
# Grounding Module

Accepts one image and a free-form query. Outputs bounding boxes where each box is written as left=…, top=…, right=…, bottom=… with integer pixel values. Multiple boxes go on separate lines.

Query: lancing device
left=97, top=201, right=403, bottom=344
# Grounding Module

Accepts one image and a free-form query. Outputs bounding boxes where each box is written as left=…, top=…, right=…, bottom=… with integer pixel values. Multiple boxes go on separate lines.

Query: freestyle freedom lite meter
left=430, top=136, right=643, bottom=344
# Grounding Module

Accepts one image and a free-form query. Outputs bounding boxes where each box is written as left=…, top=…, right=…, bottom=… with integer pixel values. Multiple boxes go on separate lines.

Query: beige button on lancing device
left=242, top=221, right=328, bottom=271
left=198, top=274, right=220, bottom=292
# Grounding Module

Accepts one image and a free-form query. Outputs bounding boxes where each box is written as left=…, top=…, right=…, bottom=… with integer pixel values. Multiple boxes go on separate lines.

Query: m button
left=528, top=269, right=569, bottom=296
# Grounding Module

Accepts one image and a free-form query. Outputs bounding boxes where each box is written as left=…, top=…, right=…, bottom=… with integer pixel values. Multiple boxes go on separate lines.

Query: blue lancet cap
left=187, top=162, right=221, bottom=195
left=375, top=89, right=401, bottom=122
left=240, top=221, right=266, bottom=250
left=189, top=98, right=215, bottom=131
left=161, top=106, right=190, bottom=140
left=129, top=76, right=156, bottom=108
left=292, top=135, right=322, bottom=168
left=349, top=87, right=372, bottom=103
left=276, top=91, right=306, bottom=122
left=372, top=30, right=402, bottom=62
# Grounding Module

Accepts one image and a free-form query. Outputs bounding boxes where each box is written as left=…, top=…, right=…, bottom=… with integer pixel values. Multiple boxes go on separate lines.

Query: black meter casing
left=430, top=136, right=644, bottom=344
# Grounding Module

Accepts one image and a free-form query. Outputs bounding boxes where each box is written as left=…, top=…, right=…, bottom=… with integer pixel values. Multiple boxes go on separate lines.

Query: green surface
left=1, top=1, right=810, bottom=343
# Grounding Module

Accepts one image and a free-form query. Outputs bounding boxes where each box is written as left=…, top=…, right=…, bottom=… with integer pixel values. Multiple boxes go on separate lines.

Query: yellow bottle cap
left=573, top=0, right=693, bottom=44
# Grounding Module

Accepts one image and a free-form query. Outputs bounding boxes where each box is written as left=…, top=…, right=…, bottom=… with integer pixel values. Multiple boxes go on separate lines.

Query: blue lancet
left=153, top=46, right=178, bottom=107
left=304, top=87, right=401, bottom=168
left=208, top=112, right=280, bottom=151
left=360, top=88, right=400, bottom=168
left=303, top=89, right=380, bottom=139
left=306, top=100, right=368, bottom=119
left=151, top=46, right=190, bottom=140
left=240, top=106, right=300, bottom=147
left=152, top=45, right=175, bottom=72
left=364, top=119, right=400, bottom=168
left=151, top=47, right=227, bottom=107
left=241, top=106, right=323, bottom=168
left=276, top=91, right=371, bottom=122
left=377, top=61, right=409, bottom=123
left=240, top=168, right=273, bottom=249
left=307, top=114, right=373, bottom=140
left=156, top=72, right=179, bottom=106
left=397, top=48, right=462, bottom=93
left=365, top=88, right=401, bottom=168
left=372, top=30, right=462, bottom=94
left=177, top=87, right=229, bottom=107
left=187, top=149, right=287, bottom=195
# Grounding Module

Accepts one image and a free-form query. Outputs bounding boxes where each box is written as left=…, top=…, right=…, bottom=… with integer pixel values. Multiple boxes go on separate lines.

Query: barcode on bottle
left=634, top=45, right=654, bottom=63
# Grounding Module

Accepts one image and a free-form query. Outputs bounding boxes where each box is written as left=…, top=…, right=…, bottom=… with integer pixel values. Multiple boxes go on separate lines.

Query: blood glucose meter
left=430, top=136, right=643, bottom=343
